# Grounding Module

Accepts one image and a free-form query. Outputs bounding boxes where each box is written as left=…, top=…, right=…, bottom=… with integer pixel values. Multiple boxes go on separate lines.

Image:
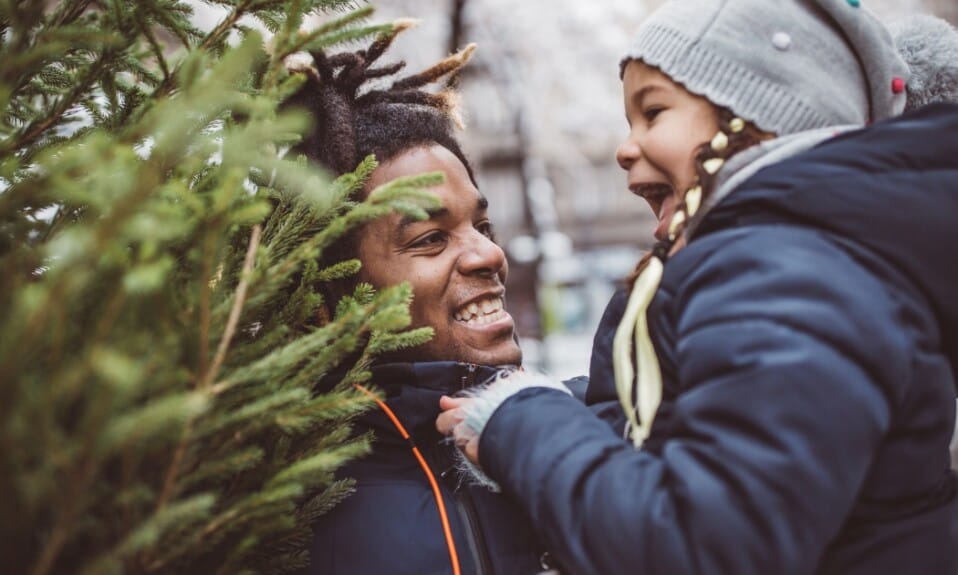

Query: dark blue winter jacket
left=479, top=104, right=958, bottom=575
left=303, top=362, right=552, bottom=575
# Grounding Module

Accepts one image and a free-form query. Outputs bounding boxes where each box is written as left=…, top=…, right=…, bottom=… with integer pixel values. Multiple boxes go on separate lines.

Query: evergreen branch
left=120, top=493, right=217, bottom=557
left=156, top=225, right=261, bottom=538
left=197, top=227, right=215, bottom=383
left=296, top=22, right=395, bottom=57
left=28, top=455, right=99, bottom=575
left=48, top=0, right=96, bottom=29
left=141, top=0, right=203, bottom=50
left=1, top=2, right=441, bottom=571
left=201, top=0, right=254, bottom=52
left=274, top=4, right=375, bottom=62
left=133, top=10, right=171, bottom=84
left=154, top=425, right=193, bottom=522
left=260, top=0, right=305, bottom=91
left=146, top=0, right=253, bottom=104
left=203, top=224, right=262, bottom=390
left=0, top=49, right=109, bottom=157
left=266, top=440, right=369, bottom=488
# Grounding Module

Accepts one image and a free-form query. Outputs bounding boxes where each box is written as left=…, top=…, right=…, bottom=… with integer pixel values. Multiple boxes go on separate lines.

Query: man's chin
left=456, top=336, right=523, bottom=367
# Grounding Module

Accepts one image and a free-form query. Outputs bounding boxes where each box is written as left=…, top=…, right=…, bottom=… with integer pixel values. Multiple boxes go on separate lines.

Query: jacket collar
left=688, top=125, right=857, bottom=239
left=365, top=362, right=512, bottom=438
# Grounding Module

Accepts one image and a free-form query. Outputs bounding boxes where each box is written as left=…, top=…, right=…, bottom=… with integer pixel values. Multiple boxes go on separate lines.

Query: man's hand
left=437, top=395, right=481, bottom=465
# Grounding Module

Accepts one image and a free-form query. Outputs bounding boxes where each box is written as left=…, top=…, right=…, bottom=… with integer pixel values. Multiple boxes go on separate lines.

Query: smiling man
left=284, top=37, right=557, bottom=575
left=303, top=144, right=546, bottom=575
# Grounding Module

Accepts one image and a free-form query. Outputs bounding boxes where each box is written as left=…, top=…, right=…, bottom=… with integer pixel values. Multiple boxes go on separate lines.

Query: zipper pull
left=439, top=465, right=461, bottom=491
left=460, top=363, right=479, bottom=390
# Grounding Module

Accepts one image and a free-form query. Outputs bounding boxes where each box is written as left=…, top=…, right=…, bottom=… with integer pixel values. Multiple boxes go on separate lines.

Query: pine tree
left=0, top=1, right=439, bottom=573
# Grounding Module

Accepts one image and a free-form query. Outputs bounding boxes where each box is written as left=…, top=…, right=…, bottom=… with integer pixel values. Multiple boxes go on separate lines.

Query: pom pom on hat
left=890, top=15, right=958, bottom=111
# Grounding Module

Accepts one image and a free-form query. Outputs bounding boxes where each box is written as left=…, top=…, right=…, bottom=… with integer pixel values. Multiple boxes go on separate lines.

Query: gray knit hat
left=620, top=0, right=949, bottom=136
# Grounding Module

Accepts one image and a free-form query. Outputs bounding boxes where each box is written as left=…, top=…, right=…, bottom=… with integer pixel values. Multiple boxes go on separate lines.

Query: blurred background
left=193, top=0, right=957, bottom=379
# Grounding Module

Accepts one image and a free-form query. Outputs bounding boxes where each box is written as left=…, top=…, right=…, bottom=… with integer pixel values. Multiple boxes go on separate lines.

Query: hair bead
left=685, top=185, right=703, bottom=217
left=668, top=210, right=686, bottom=241
left=703, top=158, right=725, bottom=175
left=710, top=131, right=729, bottom=152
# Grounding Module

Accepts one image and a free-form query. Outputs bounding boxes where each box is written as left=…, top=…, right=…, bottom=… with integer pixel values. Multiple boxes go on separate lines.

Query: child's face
left=616, top=60, right=719, bottom=241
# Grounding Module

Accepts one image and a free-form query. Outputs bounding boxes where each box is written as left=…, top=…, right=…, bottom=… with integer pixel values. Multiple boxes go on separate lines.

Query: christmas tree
left=0, top=1, right=439, bottom=573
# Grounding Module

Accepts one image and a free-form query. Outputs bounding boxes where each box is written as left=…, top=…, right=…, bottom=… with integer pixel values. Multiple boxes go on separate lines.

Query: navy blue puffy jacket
left=479, top=104, right=958, bottom=575
left=303, top=362, right=552, bottom=575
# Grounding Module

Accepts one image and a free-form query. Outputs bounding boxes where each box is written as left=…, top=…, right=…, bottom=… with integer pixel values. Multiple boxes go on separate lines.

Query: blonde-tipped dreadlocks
left=284, top=23, right=476, bottom=181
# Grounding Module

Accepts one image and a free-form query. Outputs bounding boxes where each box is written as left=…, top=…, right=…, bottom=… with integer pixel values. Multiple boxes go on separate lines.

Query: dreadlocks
left=281, top=22, right=477, bottom=320
left=284, top=21, right=476, bottom=181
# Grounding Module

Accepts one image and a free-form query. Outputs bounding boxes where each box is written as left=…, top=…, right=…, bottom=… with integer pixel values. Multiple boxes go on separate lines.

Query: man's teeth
left=454, top=297, right=506, bottom=325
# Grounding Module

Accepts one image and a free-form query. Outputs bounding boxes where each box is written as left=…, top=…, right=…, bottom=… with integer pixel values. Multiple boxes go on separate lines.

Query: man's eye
left=411, top=231, right=446, bottom=248
left=477, top=221, right=497, bottom=242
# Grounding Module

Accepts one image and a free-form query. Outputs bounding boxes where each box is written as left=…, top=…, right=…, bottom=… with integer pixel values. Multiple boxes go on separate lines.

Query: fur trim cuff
left=462, top=370, right=573, bottom=436
left=453, top=370, right=572, bottom=490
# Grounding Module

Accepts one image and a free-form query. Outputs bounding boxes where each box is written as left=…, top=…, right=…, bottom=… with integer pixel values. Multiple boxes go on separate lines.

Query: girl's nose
left=616, top=134, right=641, bottom=171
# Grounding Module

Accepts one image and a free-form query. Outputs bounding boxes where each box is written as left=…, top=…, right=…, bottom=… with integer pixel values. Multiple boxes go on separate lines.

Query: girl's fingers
left=439, top=394, right=468, bottom=410
left=436, top=407, right=463, bottom=435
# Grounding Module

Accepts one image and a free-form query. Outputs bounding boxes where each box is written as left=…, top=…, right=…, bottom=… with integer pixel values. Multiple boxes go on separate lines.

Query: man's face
left=358, top=144, right=522, bottom=366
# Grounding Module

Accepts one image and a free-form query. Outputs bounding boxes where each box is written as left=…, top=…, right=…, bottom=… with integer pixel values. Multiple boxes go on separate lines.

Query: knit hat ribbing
left=622, top=0, right=910, bottom=136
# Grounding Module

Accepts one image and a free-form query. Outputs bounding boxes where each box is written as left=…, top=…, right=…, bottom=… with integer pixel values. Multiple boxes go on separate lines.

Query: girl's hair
left=626, top=106, right=773, bottom=285
left=281, top=27, right=476, bottom=319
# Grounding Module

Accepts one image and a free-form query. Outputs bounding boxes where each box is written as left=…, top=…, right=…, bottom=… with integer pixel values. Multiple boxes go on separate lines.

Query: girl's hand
left=437, top=395, right=481, bottom=465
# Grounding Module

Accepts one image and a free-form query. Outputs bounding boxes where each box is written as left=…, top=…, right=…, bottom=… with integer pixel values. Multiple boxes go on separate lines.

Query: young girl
left=438, top=1, right=958, bottom=573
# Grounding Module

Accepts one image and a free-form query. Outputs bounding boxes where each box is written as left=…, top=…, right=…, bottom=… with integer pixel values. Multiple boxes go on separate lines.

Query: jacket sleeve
left=478, top=228, right=910, bottom=575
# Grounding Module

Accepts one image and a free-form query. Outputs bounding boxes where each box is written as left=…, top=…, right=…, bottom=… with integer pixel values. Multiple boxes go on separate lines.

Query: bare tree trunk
left=448, top=0, right=468, bottom=55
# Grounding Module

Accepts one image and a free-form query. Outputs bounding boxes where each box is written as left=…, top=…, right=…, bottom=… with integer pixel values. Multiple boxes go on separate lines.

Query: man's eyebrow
left=397, top=207, right=449, bottom=235
left=396, top=195, right=488, bottom=231
left=394, top=194, right=489, bottom=239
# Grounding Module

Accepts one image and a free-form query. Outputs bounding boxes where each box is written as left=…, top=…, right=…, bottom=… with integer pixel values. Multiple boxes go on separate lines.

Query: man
left=284, top=32, right=558, bottom=575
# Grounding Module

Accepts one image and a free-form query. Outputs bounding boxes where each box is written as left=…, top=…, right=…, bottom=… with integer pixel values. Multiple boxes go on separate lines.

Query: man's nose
left=458, top=231, right=507, bottom=278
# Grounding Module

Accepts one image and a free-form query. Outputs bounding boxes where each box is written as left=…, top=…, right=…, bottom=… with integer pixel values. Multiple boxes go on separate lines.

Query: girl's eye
left=644, top=106, right=664, bottom=122
left=477, top=221, right=497, bottom=242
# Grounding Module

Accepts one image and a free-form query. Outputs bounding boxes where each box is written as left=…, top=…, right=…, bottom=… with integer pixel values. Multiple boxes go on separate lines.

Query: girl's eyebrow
left=632, top=84, right=668, bottom=107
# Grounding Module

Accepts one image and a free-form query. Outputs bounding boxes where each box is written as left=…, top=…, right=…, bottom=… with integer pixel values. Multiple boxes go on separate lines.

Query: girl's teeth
left=468, top=303, right=479, bottom=315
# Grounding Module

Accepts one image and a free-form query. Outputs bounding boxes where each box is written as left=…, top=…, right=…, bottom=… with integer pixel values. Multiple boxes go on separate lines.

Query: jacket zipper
left=454, top=488, right=492, bottom=575
left=455, top=363, right=491, bottom=574
left=433, top=434, right=493, bottom=575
